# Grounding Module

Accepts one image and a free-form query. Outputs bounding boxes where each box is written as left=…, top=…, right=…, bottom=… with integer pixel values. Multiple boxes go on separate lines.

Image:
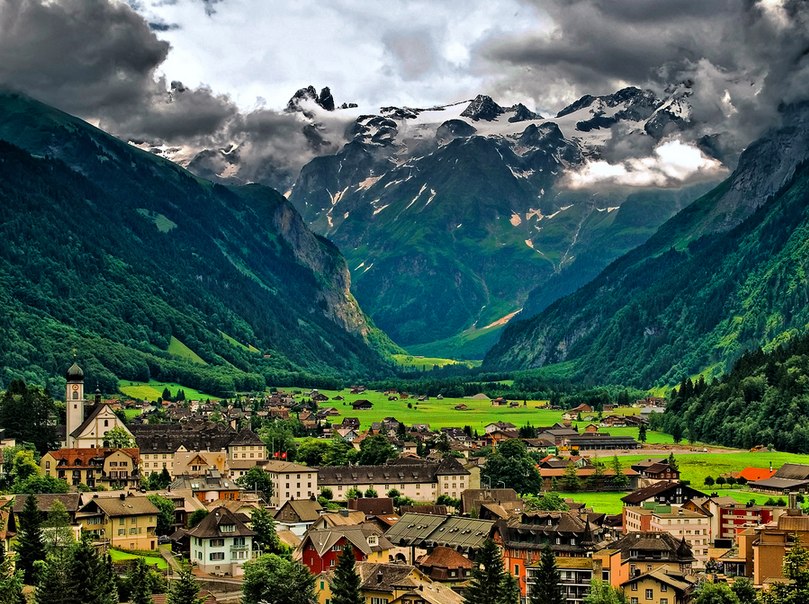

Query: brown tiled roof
left=610, top=532, right=694, bottom=560
left=187, top=506, right=256, bottom=539
left=349, top=497, right=395, bottom=516
left=13, top=493, right=82, bottom=514
left=621, top=482, right=705, bottom=505
left=301, top=525, right=393, bottom=557
left=274, top=499, right=323, bottom=523
left=88, top=495, right=158, bottom=517
left=418, top=546, right=473, bottom=570
left=46, top=448, right=140, bottom=467
left=774, top=463, right=809, bottom=480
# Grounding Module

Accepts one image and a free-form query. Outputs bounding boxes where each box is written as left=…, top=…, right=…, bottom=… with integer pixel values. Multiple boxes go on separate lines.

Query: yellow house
left=41, top=448, right=140, bottom=489
left=317, top=562, right=463, bottom=604
left=621, top=568, right=695, bottom=604
left=76, top=494, right=158, bottom=551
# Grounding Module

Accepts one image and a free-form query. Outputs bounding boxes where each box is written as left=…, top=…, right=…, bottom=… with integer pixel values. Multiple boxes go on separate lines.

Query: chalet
left=351, top=400, right=373, bottom=410
left=274, top=499, right=324, bottom=536
left=187, top=506, right=256, bottom=576
left=621, top=482, right=706, bottom=507
left=630, top=459, right=681, bottom=485
left=569, top=403, right=593, bottom=414
left=622, top=506, right=710, bottom=568
left=13, top=493, right=82, bottom=523
left=300, top=525, right=395, bottom=574
left=340, top=418, right=361, bottom=430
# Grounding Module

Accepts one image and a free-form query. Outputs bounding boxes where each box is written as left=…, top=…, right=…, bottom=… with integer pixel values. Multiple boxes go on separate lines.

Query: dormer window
left=367, top=535, right=379, bottom=546
left=220, top=524, right=235, bottom=533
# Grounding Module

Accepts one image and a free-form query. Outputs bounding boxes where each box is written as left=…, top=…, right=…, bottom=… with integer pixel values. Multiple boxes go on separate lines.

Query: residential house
left=385, top=513, right=496, bottom=563
left=594, top=532, right=694, bottom=590
left=187, top=506, right=256, bottom=576
left=623, top=506, right=710, bottom=569
left=263, top=460, right=318, bottom=507
left=621, top=568, right=695, bottom=604
left=630, top=459, right=681, bottom=486
left=348, top=497, right=395, bottom=517
left=565, top=433, right=640, bottom=451
left=12, top=493, right=82, bottom=524
left=273, top=499, right=324, bottom=536
left=351, top=400, right=373, bottom=410
left=317, top=457, right=474, bottom=503
left=621, top=482, right=706, bottom=508
left=316, top=562, right=463, bottom=604
left=416, top=546, right=474, bottom=587
left=300, top=524, right=396, bottom=574
left=494, top=511, right=606, bottom=598
left=41, top=448, right=140, bottom=489
left=76, top=493, right=158, bottom=550
left=460, top=488, right=521, bottom=516
left=169, top=469, right=243, bottom=503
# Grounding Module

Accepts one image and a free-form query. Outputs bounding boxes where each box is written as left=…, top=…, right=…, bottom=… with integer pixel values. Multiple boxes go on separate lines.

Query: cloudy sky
left=0, top=0, right=807, bottom=185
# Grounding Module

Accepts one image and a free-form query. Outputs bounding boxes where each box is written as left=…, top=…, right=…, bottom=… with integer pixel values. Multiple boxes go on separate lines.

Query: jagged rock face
left=461, top=95, right=505, bottom=121
left=509, top=103, right=540, bottom=123
left=286, top=84, right=336, bottom=112
left=318, top=86, right=335, bottom=111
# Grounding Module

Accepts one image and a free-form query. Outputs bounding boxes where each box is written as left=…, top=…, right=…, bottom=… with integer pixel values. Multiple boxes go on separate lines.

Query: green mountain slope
left=0, top=92, right=395, bottom=395
left=657, top=331, right=809, bottom=453
left=484, top=107, right=809, bottom=386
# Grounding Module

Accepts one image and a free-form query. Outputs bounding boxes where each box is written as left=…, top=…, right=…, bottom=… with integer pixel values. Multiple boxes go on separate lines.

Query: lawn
left=285, top=387, right=556, bottom=432
left=108, top=548, right=167, bottom=570
left=167, top=336, right=207, bottom=365
left=391, top=354, right=480, bottom=369
left=122, top=408, right=142, bottom=421
left=118, top=380, right=219, bottom=402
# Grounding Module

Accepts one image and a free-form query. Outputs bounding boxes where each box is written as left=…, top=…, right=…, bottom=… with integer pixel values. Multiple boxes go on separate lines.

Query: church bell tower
left=65, top=362, right=85, bottom=446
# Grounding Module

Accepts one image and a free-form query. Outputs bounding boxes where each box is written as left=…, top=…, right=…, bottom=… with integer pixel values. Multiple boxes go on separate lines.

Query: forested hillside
left=0, top=92, right=395, bottom=396
left=655, top=332, right=809, bottom=453
left=485, top=106, right=809, bottom=386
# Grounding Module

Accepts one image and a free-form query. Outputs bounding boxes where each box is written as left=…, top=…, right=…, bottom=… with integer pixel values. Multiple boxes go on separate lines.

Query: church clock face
left=72, top=385, right=79, bottom=391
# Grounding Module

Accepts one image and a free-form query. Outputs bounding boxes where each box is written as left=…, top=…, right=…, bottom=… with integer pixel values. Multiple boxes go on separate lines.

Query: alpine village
left=2, top=2, right=809, bottom=604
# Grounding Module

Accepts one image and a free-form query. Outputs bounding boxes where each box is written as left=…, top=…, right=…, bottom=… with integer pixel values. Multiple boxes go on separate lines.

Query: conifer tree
left=67, top=538, right=118, bottom=604
left=130, top=558, right=153, bottom=604
left=499, top=572, right=521, bottom=604
left=331, top=546, right=362, bottom=604
left=16, top=493, right=45, bottom=584
left=464, top=539, right=505, bottom=604
left=34, top=549, right=71, bottom=604
left=167, top=566, right=204, bottom=604
left=529, top=546, right=563, bottom=604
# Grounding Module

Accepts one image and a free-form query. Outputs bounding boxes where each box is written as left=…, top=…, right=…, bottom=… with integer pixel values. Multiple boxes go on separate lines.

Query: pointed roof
left=418, top=546, right=473, bottom=570
left=66, top=362, right=84, bottom=381
left=187, top=505, right=256, bottom=539
left=69, top=401, right=129, bottom=439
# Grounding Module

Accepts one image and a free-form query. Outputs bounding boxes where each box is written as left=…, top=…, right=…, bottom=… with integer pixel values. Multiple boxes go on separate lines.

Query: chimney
left=377, top=571, right=384, bottom=584
left=770, top=461, right=773, bottom=472
left=788, top=492, right=800, bottom=515
left=119, top=493, right=126, bottom=500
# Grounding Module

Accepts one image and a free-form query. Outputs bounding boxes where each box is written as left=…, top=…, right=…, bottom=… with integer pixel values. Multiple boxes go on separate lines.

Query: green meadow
left=118, top=380, right=219, bottom=402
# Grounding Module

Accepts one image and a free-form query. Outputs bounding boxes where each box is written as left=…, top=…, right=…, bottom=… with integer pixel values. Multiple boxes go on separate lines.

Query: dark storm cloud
left=0, top=0, right=332, bottom=187
left=482, top=0, right=809, bottom=152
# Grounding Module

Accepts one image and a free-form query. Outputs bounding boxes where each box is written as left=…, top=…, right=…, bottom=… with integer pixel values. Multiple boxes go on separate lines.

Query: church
left=63, top=362, right=133, bottom=448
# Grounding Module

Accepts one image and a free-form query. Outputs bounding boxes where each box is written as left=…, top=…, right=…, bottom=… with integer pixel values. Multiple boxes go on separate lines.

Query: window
left=661, top=600, right=668, bottom=604
left=104, top=419, right=109, bottom=427
left=631, top=583, right=638, bottom=592
left=211, top=539, right=225, bottom=547
left=661, top=584, right=667, bottom=592
left=630, top=599, right=638, bottom=604
left=645, top=589, right=653, bottom=600
left=209, top=552, right=225, bottom=561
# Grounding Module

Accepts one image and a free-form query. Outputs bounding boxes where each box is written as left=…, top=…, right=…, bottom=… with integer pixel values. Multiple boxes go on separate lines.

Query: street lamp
left=497, top=480, right=506, bottom=489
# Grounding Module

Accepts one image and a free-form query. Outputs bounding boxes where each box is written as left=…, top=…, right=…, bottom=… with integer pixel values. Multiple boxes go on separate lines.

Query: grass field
left=122, top=408, right=142, bottom=421
left=391, top=354, right=480, bottom=369
left=108, top=548, right=167, bottom=570
left=118, top=380, right=219, bottom=402
left=167, top=336, right=207, bottom=365
left=556, top=450, right=809, bottom=514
